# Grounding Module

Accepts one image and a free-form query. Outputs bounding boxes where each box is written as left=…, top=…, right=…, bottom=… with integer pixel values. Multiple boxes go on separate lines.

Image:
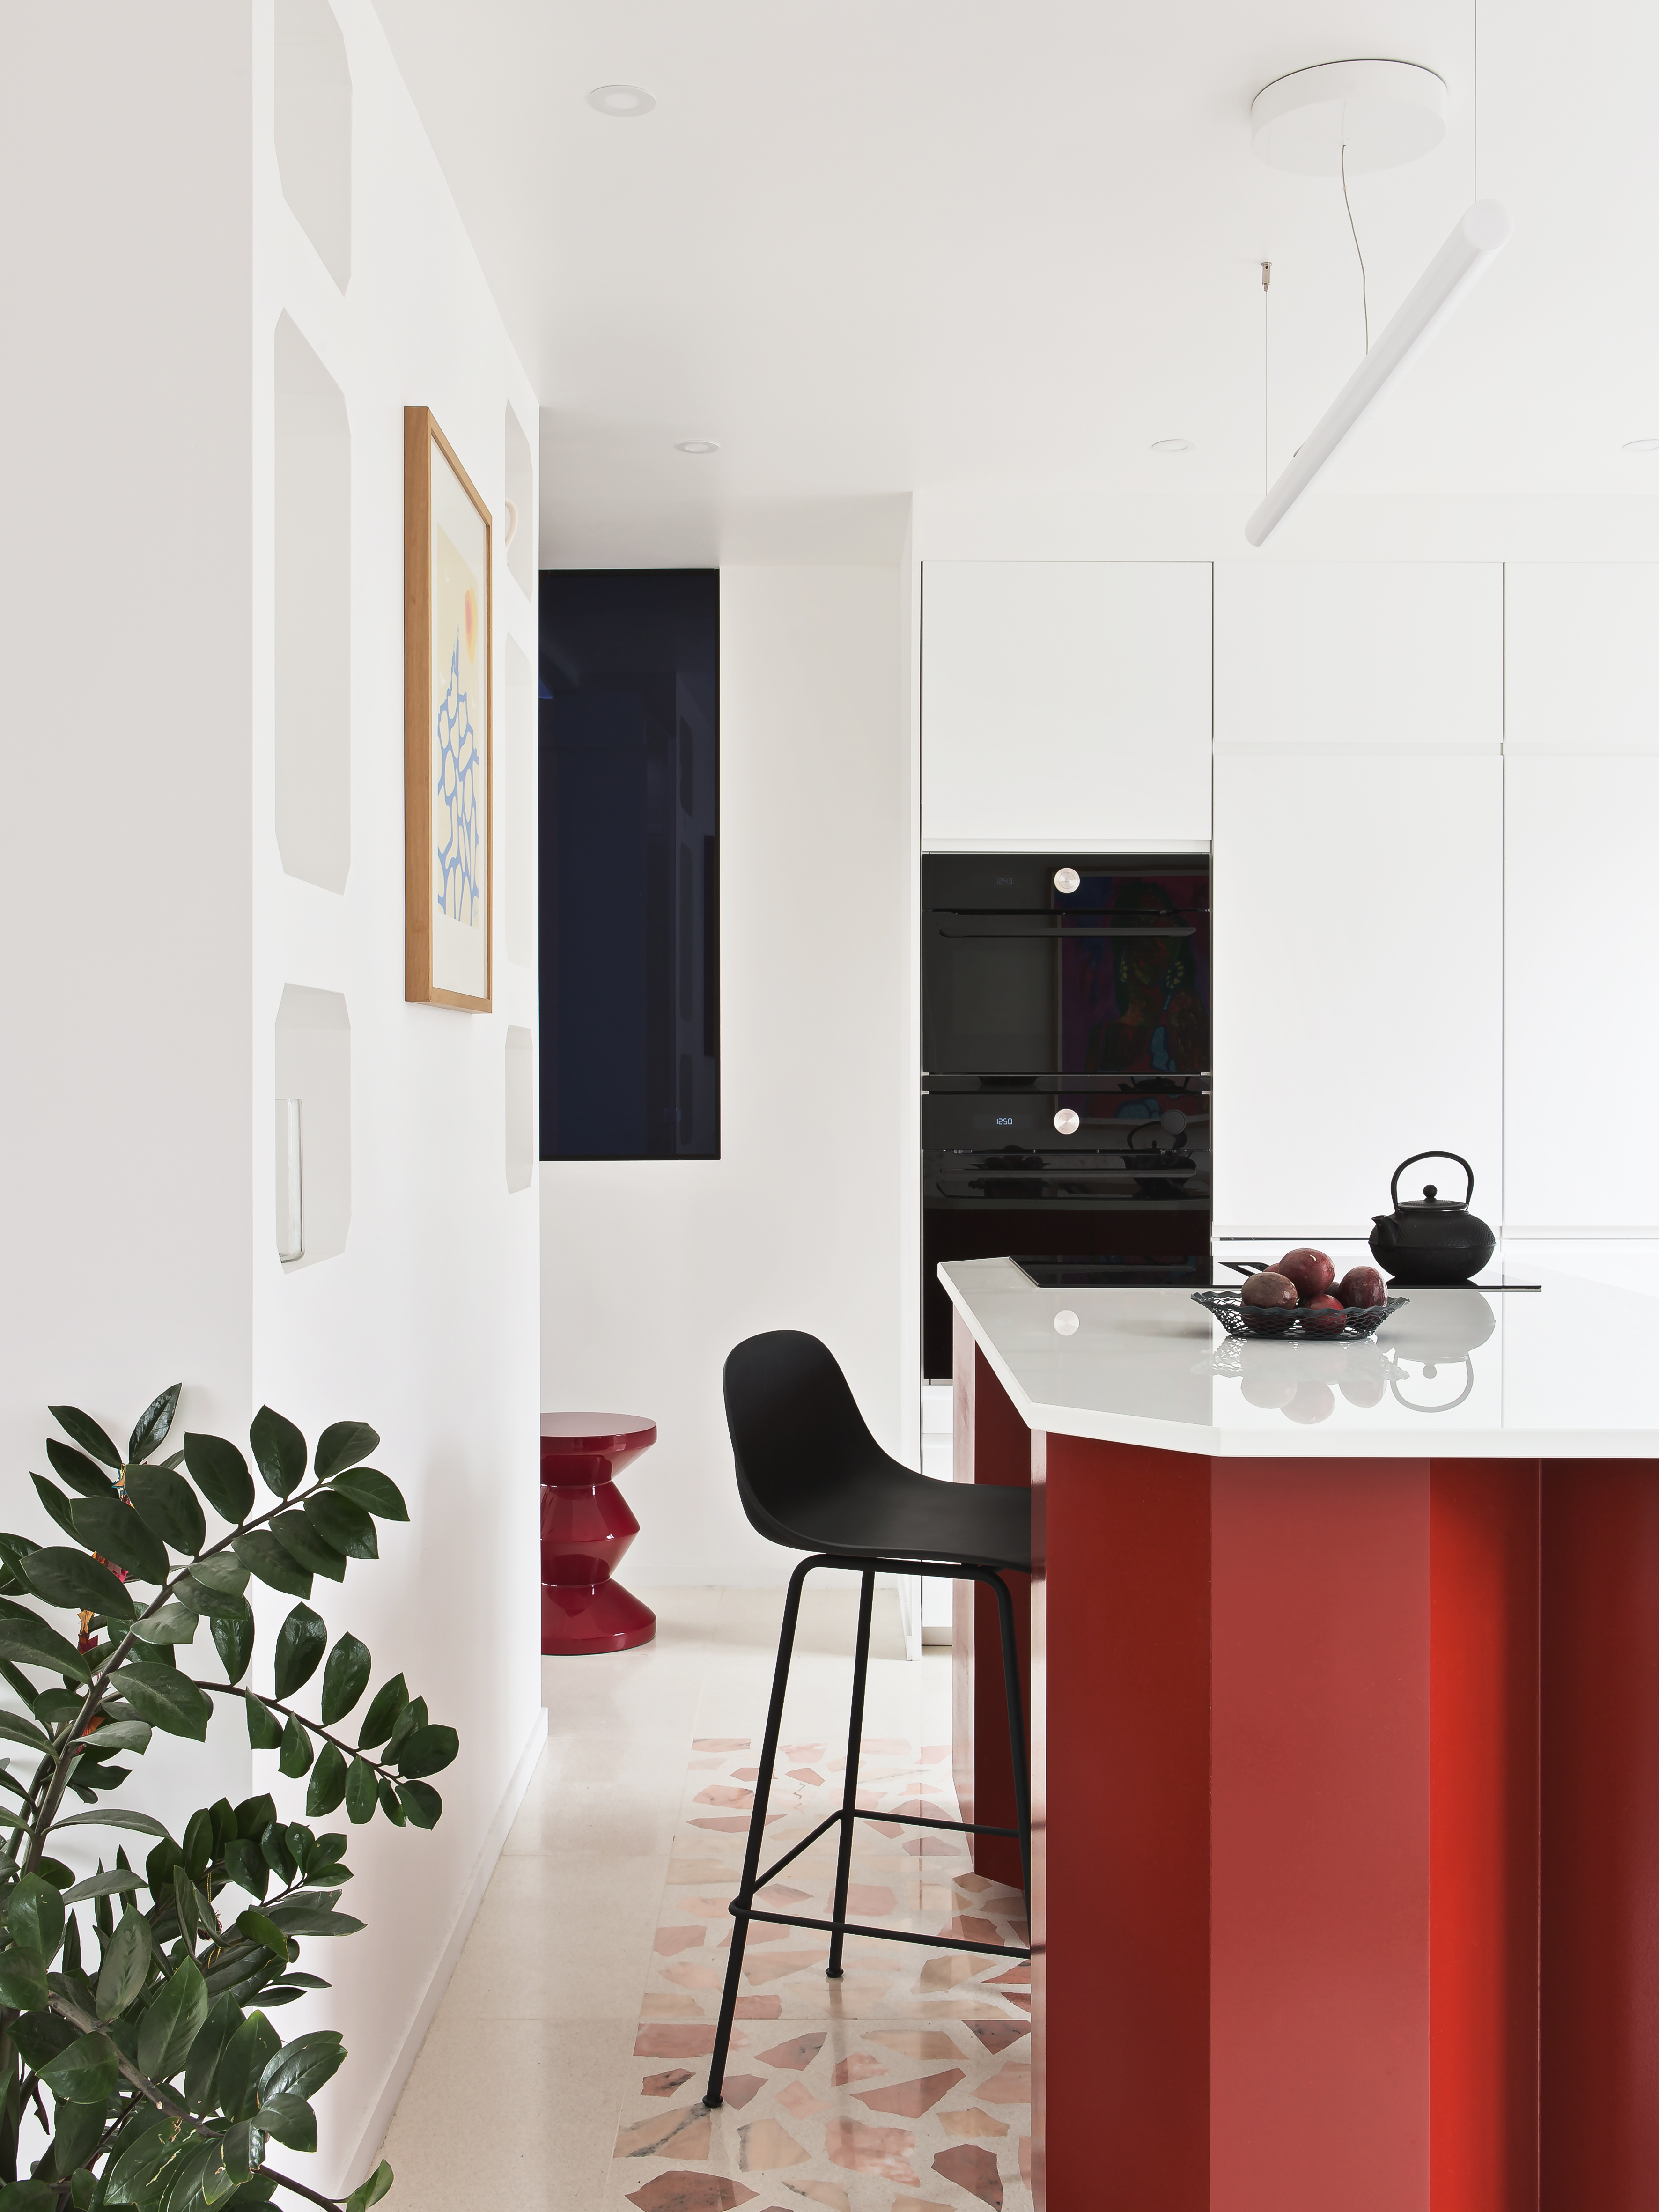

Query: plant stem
left=180, top=1684, right=399, bottom=1784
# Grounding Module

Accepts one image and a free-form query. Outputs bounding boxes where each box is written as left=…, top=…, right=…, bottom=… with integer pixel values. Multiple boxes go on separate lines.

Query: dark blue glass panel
left=539, top=570, right=719, bottom=1158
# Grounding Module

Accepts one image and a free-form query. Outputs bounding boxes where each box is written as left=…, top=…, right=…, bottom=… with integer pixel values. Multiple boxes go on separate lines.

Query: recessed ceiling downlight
left=676, top=439, right=720, bottom=455
left=1624, top=438, right=1659, bottom=452
left=588, top=83, right=655, bottom=117
left=1152, top=438, right=1193, bottom=453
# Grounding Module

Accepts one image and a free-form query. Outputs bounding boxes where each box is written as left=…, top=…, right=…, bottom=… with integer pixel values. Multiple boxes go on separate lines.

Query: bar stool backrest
left=723, top=1330, right=892, bottom=1552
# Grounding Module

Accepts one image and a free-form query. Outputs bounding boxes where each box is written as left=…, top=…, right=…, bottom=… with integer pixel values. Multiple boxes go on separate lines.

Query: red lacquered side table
left=539, top=1413, right=658, bottom=1654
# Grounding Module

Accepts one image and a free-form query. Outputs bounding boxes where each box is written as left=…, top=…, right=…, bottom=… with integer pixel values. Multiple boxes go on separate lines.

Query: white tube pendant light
left=1246, top=199, right=1512, bottom=546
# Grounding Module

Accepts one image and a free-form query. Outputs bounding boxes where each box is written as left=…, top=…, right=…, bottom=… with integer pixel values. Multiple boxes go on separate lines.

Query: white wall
left=3, top=3, right=541, bottom=2198
left=252, top=0, right=543, bottom=2189
left=540, top=564, right=913, bottom=1584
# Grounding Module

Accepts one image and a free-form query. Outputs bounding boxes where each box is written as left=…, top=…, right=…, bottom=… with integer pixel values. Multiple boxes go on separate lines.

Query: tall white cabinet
left=1504, top=566, right=1659, bottom=1230
left=921, top=562, right=1212, bottom=848
left=1211, top=565, right=1505, bottom=1234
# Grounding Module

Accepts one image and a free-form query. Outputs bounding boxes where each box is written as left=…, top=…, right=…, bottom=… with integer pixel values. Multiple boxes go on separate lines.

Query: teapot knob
left=1424, top=1184, right=1438, bottom=1200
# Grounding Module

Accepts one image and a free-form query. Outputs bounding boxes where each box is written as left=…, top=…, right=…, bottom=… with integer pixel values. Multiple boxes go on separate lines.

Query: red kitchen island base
left=953, top=1311, right=1659, bottom=2212
left=539, top=1413, right=658, bottom=1654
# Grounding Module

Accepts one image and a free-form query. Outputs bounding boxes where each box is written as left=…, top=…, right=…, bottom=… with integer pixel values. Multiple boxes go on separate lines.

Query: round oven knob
left=1054, top=866, right=1080, bottom=894
left=1053, top=1107, right=1080, bottom=1135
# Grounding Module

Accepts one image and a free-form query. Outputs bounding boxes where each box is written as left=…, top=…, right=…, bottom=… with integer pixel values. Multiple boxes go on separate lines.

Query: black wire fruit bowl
left=1192, top=1289, right=1408, bottom=1342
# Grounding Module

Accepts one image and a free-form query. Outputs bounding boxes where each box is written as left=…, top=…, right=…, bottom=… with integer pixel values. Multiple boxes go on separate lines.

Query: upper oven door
left=922, top=854, right=1211, bottom=1076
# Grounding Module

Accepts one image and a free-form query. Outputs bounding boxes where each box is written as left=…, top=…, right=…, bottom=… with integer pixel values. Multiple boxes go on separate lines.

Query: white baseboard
left=343, top=1703, right=550, bottom=2189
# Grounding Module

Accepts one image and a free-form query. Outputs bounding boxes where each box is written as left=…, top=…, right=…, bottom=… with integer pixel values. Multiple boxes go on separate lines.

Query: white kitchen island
left=941, top=1254, right=1659, bottom=2212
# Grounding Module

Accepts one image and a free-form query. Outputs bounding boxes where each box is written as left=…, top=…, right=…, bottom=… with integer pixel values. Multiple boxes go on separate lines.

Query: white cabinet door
left=921, top=561, right=1211, bottom=848
left=1212, top=751, right=1504, bottom=1236
left=1505, top=754, right=1659, bottom=1229
left=1214, top=564, right=1503, bottom=751
left=1504, top=566, right=1659, bottom=754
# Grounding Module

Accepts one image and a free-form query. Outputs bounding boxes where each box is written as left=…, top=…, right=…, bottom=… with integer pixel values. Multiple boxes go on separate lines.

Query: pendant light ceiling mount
left=1251, top=59, right=1448, bottom=177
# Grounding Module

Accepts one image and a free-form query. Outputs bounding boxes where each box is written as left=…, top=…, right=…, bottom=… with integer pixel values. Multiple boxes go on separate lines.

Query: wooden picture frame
left=404, top=406, right=493, bottom=1010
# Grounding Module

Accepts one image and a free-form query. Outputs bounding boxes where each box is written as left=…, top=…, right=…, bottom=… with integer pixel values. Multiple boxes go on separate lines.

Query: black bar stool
left=704, top=1330, right=1031, bottom=2109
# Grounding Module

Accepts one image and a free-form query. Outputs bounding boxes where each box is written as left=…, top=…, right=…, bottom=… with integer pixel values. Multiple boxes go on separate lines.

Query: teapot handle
left=1390, top=1150, right=1475, bottom=1209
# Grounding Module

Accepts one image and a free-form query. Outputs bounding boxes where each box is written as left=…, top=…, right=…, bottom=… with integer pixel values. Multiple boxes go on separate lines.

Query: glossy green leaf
left=223, top=1838, right=268, bottom=1901
left=125, top=1463, right=208, bottom=1557
left=188, top=1556, right=250, bottom=1599
left=376, top=1774, right=407, bottom=1827
left=55, top=1806, right=177, bottom=1844
left=0, top=1947, right=49, bottom=2009
left=29, top=1475, right=79, bottom=1543
left=48, top=1406, right=121, bottom=1470
left=258, top=1825, right=294, bottom=1884
left=304, top=1743, right=346, bottom=1818
left=116, top=1664, right=212, bottom=1740
left=269, top=1513, right=345, bottom=1584
left=184, top=1435, right=256, bottom=1528
left=397, top=1780, right=443, bottom=1829
left=244, top=1696, right=282, bottom=1752
left=0, top=1612, right=90, bottom=1682
left=232, top=1916, right=289, bottom=1973
left=344, top=1758, right=376, bottom=1825
left=383, top=1694, right=426, bottom=1766
left=265, top=1900, right=363, bottom=1938
left=130, top=1603, right=200, bottom=1645
left=128, top=1386, right=183, bottom=1467
left=329, top=1467, right=408, bottom=1523
left=396, top=1723, right=458, bottom=1779
left=303, top=1492, right=376, bottom=1562
left=103, top=2116, right=201, bottom=2206
left=313, top=1422, right=379, bottom=1482
left=161, top=2141, right=220, bottom=2212
left=180, top=1582, right=248, bottom=1629
left=8, top=1873, right=64, bottom=1961
left=356, top=1674, right=407, bottom=1750
left=62, top=1866, right=145, bottom=1904
left=229, top=1532, right=310, bottom=1601
left=277, top=1717, right=313, bottom=1778
left=44, top=1441, right=112, bottom=1499
left=50, top=2094, right=105, bottom=2180
left=271, top=1605, right=326, bottom=1699
left=97, top=1905, right=153, bottom=2017
left=138, top=1956, right=209, bottom=2080
left=235, top=1793, right=276, bottom=1840
left=39, top=2029, right=120, bottom=2104
left=22, top=1546, right=133, bottom=1619
left=183, top=1805, right=215, bottom=1879
left=250, top=2091, right=315, bottom=2153
left=75, top=1718, right=152, bottom=1759
left=70, top=1493, right=169, bottom=1583
left=0, top=2179, right=57, bottom=2211
left=200, top=2117, right=261, bottom=2206
left=344, top=2160, right=394, bottom=2212
left=257, top=2029, right=343, bottom=2103
left=317, top=1633, right=370, bottom=1725
left=0, top=1710, right=49, bottom=1753
left=212, top=1611, right=255, bottom=1686
left=248, top=1410, right=306, bottom=1502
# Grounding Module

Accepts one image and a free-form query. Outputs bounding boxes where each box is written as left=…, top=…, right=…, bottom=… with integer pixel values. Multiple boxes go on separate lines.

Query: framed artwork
left=404, top=406, right=492, bottom=1010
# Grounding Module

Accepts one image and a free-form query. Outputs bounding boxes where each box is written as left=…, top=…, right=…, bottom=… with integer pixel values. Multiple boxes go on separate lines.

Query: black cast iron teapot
left=1369, top=1151, right=1496, bottom=1285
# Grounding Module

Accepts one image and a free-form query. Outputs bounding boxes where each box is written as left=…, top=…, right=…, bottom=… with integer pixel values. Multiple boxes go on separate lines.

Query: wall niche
left=275, top=0, right=352, bottom=290
left=274, top=985, right=351, bottom=1267
left=275, top=313, right=351, bottom=892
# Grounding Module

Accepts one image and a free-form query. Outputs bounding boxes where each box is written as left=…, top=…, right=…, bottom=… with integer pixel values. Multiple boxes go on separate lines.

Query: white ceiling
left=374, top=0, right=1659, bottom=563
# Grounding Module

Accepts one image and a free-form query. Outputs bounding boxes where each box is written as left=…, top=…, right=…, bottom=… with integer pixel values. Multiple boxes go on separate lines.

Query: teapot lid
left=1388, top=1150, right=1477, bottom=1216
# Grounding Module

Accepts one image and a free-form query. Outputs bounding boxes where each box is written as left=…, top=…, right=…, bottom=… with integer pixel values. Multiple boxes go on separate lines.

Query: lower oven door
left=921, top=1077, right=1212, bottom=1378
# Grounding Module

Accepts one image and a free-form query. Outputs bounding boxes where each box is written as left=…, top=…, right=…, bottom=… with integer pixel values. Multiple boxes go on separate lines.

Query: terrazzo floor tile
left=605, top=1739, right=1032, bottom=2212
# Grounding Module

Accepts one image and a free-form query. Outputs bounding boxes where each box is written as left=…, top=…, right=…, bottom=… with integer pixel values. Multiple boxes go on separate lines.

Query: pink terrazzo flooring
left=605, top=1739, right=1032, bottom=2212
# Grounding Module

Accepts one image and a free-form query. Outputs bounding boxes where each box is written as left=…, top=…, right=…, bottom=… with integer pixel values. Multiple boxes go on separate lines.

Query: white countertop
left=939, top=1256, right=1659, bottom=1459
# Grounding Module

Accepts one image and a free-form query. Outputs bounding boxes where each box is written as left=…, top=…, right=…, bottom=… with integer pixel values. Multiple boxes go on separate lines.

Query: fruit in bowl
left=1338, top=1263, right=1387, bottom=1310
left=1277, top=1247, right=1336, bottom=1301
left=1301, top=1291, right=1348, bottom=1335
left=1240, top=1269, right=1298, bottom=1333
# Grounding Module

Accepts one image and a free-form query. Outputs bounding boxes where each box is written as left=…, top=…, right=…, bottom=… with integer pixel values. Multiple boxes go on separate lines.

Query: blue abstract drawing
left=435, top=634, right=481, bottom=925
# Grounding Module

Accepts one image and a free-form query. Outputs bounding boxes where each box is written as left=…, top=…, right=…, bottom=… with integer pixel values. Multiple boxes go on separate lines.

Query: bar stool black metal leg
left=826, top=1568, right=875, bottom=1979
left=705, top=1557, right=814, bottom=2108
left=988, top=1569, right=1032, bottom=1917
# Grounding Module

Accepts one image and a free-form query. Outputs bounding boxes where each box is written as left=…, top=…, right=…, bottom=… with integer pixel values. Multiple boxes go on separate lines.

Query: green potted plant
left=0, top=1385, right=457, bottom=2211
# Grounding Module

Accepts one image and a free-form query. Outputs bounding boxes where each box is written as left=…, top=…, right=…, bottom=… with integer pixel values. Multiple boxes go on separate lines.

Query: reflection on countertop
left=1212, top=1291, right=1498, bottom=1426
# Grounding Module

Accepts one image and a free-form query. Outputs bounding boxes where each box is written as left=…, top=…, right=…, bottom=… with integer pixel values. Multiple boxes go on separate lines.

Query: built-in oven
left=922, top=854, right=1212, bottom=1377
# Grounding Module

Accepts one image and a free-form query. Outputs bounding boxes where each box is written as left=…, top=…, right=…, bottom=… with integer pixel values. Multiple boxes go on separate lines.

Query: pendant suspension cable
left=1341, top=142, right=1370, bottom=353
